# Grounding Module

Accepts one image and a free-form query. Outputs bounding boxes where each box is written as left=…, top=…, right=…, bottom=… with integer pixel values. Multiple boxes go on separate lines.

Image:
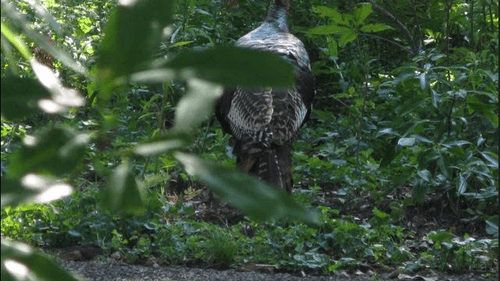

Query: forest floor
left=53, top=184, right=496, bottom=281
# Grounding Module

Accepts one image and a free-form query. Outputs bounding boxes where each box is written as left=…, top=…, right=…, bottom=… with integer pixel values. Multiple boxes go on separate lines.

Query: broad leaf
left=31, top=60, right=85, bottom=112
left=1, top=175, right=72, bottom=208
left=8, top=127, right=89, bottom=177
left=134, top=131, right=192, bottom=156
left=101, top=162, right=145, bottom=215
left=312, top=6, right=342, bottom=23
left=398, top=137, right=415, bottom=146
left=0, top=77, right=51, bottom=120
left=486, top=215, right=498, bottom=237
left=308, top=25, right=350, bottom=35
left=175, top=152, right=319, bottom=224
left=456, top=173, right=467, bottom=194
left=360, top=23, right=392, bottom=33
left=338, top=30, right=357, bottom=47
left=174, top=79, right=223, bottom=131
left=353, top=3, right=372, bottom=25
left=98, top=0, right=175, bottom=78
left=1, top=239, right=79, bottom=281
left=162, top=45, right=294, bottom=88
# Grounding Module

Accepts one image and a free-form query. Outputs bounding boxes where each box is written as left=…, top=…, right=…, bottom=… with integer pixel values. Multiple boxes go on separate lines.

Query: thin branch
left=359, top=32, right=411, bottom=55
left=368, top=1, right=419, bottom=56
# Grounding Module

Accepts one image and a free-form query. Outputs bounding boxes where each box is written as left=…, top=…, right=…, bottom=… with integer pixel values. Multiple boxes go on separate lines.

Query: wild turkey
left=216, top=0, right=315, bottom=192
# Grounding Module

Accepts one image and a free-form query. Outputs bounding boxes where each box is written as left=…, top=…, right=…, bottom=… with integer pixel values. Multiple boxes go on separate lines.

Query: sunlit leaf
left=31, top=60, right=85, bottom=111
left=398, top=137, right=415, bottom=146
left=1, top=22, right=32, bottom=60
left=373, top=206, right=389, bottom=219
left=101, top=162, right=145, bottom=215
left=175, top=152, right=319, bottom=224
left=1, top=239, right=79, bottom=281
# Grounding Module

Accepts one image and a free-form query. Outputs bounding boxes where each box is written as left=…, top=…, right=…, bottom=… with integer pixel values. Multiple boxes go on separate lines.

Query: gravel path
left=60, top=260, right=494, bottom=281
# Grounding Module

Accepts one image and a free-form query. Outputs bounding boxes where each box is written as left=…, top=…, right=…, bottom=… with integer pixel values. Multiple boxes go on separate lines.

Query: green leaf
left=360, top=23, right=392, bottom=33
left=1, top=175, right=73, bottom=208
left=312, top=6, right=342, bottom=23
left=428, top=230, right=455, bottom=244
left=174, top=79, right=223, bottom=131
left=31, top=60, right=85, bottom=112
left=8, top=127, right=89, bottom=177
left=398, top=137, right=415, bottom=146
left=101, top=162, right=145, bottom=215
left=98, top=0, right=175, bottom=78
left=0, top=77, right=51, bottom=120
left=338, top=30, right=357, bottom=47
left=1, top=239, right=79, bottom=281
left=456, top=173, right=467, bottom=194
left=134, top=131, right=192, bottom=156
left=486, top=215, right=498, bottom=237
left=1, top=22, right=32, bottom=60
left=328, top=39, right=338, bottom=57
left=353, top=3, right=372, bottom=25
left=162, top=45, right=294, bottom=88
left=308, top=25, right=351, bottom=35
left=373, top=206, right=389, bottom=219
left=1, top=1, right=87, bottom=75
left=417, top=169, right=432, bottom=182
left=175, top=152, right=319, bottom=224
left=479, top=151, right=498, bottom=169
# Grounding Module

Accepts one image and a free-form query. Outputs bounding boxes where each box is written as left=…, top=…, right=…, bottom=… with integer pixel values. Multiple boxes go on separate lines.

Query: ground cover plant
left=1, top=0, right=498, bottom=280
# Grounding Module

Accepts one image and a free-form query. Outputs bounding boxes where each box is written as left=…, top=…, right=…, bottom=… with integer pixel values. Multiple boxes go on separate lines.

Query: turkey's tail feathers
left=233, top=137, right=293, bottom=192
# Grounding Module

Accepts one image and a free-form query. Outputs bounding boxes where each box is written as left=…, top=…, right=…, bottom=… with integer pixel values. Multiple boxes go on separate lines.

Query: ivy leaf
left=175, top=152, right=319, bottom=224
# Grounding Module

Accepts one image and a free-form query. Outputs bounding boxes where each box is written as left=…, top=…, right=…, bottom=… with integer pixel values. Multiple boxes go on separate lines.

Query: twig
left=368, top=1, right=419, bottom=56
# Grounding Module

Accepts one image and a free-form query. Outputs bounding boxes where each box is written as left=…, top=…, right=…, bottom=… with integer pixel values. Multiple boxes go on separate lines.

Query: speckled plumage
left=216, top=0, right=315, bottom=191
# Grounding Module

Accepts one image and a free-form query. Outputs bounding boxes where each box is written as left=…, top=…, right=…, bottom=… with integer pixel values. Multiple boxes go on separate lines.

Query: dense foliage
left=1, top=0, right=498, bottom=280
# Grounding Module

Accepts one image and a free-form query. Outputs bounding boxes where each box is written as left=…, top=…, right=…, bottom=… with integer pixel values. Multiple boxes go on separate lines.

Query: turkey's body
left=216, top=0, right=314, bottom=192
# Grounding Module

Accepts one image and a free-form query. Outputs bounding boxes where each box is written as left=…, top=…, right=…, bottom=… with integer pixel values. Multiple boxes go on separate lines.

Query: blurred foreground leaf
left=1, top=239, right=78, bottom=281
left=175, top=152, right=319, bottom=224
left=8, top=127, right=89, bottom=177
left=101, top=162, right=145, bottom=215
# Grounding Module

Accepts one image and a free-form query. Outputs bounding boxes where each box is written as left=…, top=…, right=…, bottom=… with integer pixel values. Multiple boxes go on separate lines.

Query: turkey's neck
left=264, top=0, right=289, bottom=32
